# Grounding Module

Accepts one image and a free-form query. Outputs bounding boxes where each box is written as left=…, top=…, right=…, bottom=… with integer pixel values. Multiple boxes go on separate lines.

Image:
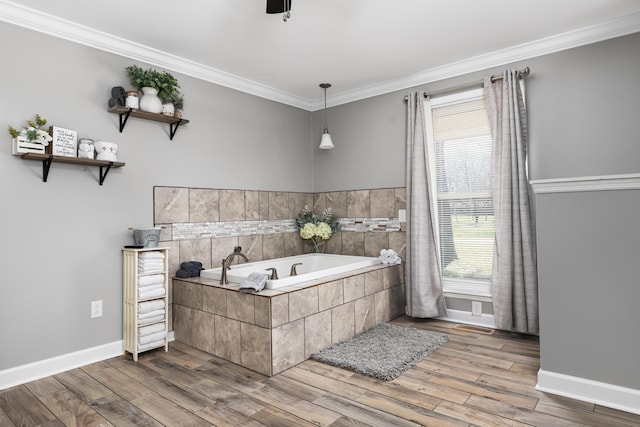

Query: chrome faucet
left=220, top=246, right=249, bottom=284
left=290, top=262, right=303, bottom=276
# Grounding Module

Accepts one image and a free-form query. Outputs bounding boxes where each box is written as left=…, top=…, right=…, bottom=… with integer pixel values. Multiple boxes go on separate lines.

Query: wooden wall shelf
left=21, top=153, right=125, bottom=185
left=108, top=107, right=189, bottom=140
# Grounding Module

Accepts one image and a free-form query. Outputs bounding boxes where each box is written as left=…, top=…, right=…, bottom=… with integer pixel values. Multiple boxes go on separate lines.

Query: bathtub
left=200, top=253, right=382, bottom=289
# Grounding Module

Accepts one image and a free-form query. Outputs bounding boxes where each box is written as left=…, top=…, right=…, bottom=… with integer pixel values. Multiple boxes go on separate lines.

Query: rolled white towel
left=139, top=330, right=167, bottom=345
left=379, top=248, right=401, bottom=264
left=138, top=322, right=165, bottom=337
left=138, top=339, right=166, bottom=351
left=139, top=251, right=165, bottom=260
left=138, top=274, right=165, bottom=287
left=138, top=314, right=165, bottom=325
left=138, top=299, right=165, bottom=314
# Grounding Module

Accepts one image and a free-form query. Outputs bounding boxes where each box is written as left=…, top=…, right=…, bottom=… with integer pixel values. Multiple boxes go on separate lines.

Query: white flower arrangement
left=296, top=205, right=340, bottom=252
left=8, top=114, right=53, bottom=146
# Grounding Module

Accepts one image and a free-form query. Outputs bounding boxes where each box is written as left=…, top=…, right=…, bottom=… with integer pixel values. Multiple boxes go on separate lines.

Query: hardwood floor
left=2, top=317, right=639, bottom=426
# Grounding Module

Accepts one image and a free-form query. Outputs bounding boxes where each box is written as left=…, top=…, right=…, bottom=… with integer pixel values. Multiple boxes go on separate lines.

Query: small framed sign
left=49, top=126, right=78, bottom=157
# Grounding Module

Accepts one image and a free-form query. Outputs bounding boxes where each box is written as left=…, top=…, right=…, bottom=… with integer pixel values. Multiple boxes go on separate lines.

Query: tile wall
left=154, top=186, right=407, bottom=332
left=154, top=186, right=407, bottom=267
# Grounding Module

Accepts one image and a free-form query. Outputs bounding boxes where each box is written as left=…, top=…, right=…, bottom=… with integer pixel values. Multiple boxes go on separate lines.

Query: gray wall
left=313, top=32, right=640, bottom=391
left=0, top=22, right=313, bottom=370
left=2, top=16, right=640, bottom=394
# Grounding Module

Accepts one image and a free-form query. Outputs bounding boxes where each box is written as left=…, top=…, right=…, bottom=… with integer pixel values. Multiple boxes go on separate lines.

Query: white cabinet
left=122, top=247, right=169, bottom=361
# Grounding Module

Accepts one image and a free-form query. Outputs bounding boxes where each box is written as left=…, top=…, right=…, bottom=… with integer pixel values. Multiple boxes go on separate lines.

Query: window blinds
left=431, top=97, right=495, bottom=282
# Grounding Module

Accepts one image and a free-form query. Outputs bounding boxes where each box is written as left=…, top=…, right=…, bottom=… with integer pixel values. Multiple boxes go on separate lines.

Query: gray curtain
left=405, top=92, right=447, bottom=318
left=485, top=70, right=538, bottom=334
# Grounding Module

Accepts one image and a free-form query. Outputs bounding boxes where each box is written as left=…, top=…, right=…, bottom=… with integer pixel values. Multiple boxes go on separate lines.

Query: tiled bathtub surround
left=173, top=263, right=405, bottom=376
left=155, top=186, right=407, bottom=334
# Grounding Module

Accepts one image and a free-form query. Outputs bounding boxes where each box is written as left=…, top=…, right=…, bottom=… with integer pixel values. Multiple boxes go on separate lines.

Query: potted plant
left=170, top=92, right=184, bottom=118
left=8, top=113, right=53, bottom=155
left=125, top=65, right=180, bottom=114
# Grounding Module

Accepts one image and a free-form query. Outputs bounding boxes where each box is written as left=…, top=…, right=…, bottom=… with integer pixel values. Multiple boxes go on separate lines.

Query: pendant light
left=319, top=83, right=335, bottom=150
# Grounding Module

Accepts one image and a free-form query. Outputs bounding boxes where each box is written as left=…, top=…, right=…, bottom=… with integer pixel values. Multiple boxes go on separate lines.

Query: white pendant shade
left=319, top=132, right=334, bottom=149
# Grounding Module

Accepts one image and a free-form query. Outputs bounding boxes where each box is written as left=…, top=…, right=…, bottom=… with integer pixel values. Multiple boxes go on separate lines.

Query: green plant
left=8, top=113, right=52, bottom=144
left=125, top=65, right=180, bottom=101
left=170, top=92, right=184, bottom=110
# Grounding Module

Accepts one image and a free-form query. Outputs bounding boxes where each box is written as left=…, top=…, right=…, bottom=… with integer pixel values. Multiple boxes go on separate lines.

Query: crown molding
left=0, top=0, right=638, bottom=112
left=0, top=0, right=312, bottom=110
left=313, top=12, right=640, bottom=110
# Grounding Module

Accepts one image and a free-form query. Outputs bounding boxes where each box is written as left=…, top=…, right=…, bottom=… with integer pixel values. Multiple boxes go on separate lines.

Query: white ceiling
left=1, top=0, right=640, bottom=110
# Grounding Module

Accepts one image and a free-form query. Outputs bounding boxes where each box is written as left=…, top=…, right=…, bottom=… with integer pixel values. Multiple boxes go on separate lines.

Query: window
left=425, top=88, right=493, bottom=296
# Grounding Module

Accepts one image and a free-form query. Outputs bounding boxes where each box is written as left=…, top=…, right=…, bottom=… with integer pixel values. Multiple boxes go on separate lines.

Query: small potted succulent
left=170, top=92, right=184, bottom=118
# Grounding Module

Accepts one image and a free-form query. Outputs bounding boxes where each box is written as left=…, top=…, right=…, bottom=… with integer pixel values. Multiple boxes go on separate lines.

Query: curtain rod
left=404, top=66, right=530, bottom=101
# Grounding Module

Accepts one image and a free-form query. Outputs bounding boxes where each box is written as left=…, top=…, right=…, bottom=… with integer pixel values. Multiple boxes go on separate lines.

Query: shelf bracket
left=98, top=162, right=114, bottom=185
left=42, top=155, right=54, bottom=182
left=169, top=119, right=184, bottom=141
left=118, top=109, right=132, bottom=133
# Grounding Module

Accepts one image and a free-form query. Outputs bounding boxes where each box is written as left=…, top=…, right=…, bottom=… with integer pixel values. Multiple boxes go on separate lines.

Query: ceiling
left=1, top=0, right=640, bottom=110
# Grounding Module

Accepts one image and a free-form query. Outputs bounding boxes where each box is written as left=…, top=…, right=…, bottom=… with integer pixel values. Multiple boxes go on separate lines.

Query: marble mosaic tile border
left=338, top=218, right=401, bottom=232
left=171, top=217, right=402, bottom=240
left=172, top=220, right=297, bottom=240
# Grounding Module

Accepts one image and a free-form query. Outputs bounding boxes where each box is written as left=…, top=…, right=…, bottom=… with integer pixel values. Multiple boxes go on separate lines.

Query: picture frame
left=48, top=126, right=78, bottom=157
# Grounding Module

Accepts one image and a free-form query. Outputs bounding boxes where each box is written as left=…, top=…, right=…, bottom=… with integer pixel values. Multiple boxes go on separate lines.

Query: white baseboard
left=0, top=341, right=123, bottom=391
left=536, top=369, right=640, bottom=415
left=0, top=332, right=175, bottom=391
left=438, top=308, right=496, bottom=328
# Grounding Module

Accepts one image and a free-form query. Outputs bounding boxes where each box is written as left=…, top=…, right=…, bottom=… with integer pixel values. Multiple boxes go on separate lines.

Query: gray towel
left=239, top=272, right=269, bottom=293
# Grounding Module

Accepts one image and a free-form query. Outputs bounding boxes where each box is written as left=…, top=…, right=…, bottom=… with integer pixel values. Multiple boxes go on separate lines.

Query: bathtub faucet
left=220, top=246, right=249, bottom=284
left=289, top=262, right=303, bottom=276
left=265, top=267, right=278, bottom=280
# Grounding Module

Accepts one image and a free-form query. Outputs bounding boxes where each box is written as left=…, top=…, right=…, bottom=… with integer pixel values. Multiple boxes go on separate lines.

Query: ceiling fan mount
left=266, top=0, right=291, bottom=14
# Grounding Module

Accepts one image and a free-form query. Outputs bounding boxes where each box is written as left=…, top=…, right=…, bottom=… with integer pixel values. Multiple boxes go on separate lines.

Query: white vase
left=139, top=87, right=162, bottom=114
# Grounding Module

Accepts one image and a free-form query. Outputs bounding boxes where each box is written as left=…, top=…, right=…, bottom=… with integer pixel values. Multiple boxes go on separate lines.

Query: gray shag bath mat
left=311, top=323, right=448, bottom=380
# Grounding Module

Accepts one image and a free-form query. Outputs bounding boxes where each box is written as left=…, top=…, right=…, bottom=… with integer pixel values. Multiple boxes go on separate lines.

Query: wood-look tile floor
left=2, top=317, right=639, bottom=427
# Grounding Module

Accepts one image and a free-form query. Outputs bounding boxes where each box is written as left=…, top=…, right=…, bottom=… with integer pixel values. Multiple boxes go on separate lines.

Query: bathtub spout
left=265, top=267, right=279, bottom=280
left=289, top=263, right=303, bottom=276
left=220, top=247, right=249, bottom=284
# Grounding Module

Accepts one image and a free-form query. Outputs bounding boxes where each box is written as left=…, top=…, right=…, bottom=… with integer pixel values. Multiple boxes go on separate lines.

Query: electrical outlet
left=91, top=300, right=103, bottom=318
left=471, top=301, right=482, bottom=317
left=398, top=209, right=407, bottom=223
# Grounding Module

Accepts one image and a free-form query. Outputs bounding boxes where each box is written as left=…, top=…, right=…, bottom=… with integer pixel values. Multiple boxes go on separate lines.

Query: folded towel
left=138, top=274, right=165, bottom=287
left=239, top=272, right=269, bottom=293
left=139, top=269, right=164, bottom=275
left=139, top=330, right=167, bottom=345
left=175, top=269, right=191, bottom=278
left=138, top=314, right=165, bottom=325
left=138, top=287, right=166, bottom=300
left=138, top=339, right=166, bottom=351
left=138, top=309, right=165, bottom=320
left=139, top=260, right=164, bottom=267
left=138, top=299, right=165, bottom=314
left=180, top=261, right=202, bottom=271
left=138, top=322, right=165, bottom=337
left=139, top=251, right=165, bottom=260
